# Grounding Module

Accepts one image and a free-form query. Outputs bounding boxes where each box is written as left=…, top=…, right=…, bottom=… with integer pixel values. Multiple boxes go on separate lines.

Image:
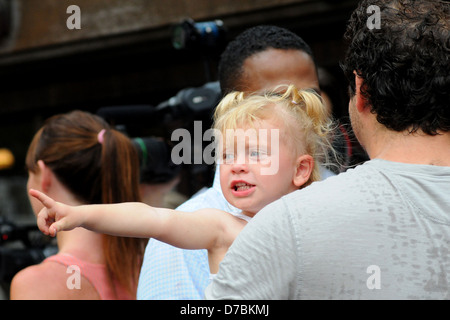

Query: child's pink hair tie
left=97, top=129, right=106, bottom=144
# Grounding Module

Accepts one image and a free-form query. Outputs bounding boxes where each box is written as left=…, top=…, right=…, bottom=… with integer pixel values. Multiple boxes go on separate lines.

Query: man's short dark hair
left=218, top=25, right=316, bottom=95
left=341, top=0, right=450, bottom=135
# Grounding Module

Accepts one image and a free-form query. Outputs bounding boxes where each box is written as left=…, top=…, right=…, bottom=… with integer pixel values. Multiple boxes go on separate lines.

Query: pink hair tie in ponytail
left=97, top=129, right=106, bottom=144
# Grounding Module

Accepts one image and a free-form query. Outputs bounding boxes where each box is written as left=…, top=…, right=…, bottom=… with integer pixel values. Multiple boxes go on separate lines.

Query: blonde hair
left=213, top=84, right=336, bottom=186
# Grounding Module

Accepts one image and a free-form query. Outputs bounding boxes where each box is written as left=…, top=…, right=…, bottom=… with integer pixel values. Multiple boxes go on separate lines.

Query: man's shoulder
left=292, top=163, right=371, bottom=195
left=272, top=162, right=379, bottom=217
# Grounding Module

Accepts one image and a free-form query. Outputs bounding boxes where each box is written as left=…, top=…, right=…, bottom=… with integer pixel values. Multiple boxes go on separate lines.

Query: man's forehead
left=240, top=48, right=320, bottom=93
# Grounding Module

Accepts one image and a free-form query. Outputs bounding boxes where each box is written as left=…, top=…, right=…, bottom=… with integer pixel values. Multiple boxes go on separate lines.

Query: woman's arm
left=29, top=189, right=241, bottom=252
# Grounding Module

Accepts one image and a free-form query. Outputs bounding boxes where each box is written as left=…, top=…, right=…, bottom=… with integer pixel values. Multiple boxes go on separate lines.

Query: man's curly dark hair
left=341, top=0, right=449, bottom=135
left=218, top=25, right=316, bottom=95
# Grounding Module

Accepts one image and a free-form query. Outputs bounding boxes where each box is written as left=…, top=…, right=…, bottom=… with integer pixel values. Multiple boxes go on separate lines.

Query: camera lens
left=172, top=19, right=226, bottom=50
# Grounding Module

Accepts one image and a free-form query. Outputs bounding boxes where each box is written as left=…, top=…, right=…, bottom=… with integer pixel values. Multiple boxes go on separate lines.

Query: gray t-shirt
left=205, top=159, right=450, bottom=299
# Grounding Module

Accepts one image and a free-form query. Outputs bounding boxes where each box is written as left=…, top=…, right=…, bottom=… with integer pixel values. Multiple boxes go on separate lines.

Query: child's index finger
left=29, top=189, right=55, bottom=208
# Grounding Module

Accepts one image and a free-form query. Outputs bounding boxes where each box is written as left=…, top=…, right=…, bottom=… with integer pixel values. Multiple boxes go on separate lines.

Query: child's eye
left=223, top=153, right=235, bottom=163
left=250, top=150, right=268, bottom=160
left=250, top=150, right=260, bottom=157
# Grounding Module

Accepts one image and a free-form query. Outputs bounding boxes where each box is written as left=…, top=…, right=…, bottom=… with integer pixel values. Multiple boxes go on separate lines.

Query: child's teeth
left=235, top=183, right=252, bottom=191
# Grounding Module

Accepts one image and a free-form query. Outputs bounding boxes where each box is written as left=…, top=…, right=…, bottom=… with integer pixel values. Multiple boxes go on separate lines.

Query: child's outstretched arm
left=29, top=189, right=244, bottom=253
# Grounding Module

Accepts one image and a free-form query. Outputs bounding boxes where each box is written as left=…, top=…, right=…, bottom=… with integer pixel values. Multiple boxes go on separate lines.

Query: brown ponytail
left=99, top=128, right=147, bottom=297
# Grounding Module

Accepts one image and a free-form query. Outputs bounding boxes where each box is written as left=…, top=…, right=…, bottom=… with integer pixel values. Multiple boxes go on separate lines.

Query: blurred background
left=0, top=0, right=360, bottom=298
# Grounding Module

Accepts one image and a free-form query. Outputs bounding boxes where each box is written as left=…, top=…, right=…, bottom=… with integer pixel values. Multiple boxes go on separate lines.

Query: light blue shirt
left=136, top=166, right=335, bottom=299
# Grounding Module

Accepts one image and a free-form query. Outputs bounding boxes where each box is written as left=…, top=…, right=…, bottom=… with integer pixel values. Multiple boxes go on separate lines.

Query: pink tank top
left=44, top=254, right=135, bottom=300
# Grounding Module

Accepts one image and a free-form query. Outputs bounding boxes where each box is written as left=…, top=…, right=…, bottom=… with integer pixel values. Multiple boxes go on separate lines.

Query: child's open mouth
left=231, top=181, right=256, bottom=197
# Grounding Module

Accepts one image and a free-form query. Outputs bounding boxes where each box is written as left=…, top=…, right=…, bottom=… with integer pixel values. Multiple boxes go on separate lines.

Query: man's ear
left=354, top=71, right=368, bottom=112
left=293, top=155, right=314, bottom=188
left=37, top=160, right=53, bottom=193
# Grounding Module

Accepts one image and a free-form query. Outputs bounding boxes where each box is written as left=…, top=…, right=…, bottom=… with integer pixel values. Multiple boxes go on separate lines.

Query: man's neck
left=367, top=129, right=450, bottom=166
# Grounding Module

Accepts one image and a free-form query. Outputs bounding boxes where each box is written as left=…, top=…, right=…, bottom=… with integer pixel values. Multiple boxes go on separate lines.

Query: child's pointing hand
left=29, top=189, right=79, bottom=237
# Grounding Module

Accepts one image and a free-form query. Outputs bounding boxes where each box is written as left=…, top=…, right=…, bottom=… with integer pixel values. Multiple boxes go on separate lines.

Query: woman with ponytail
left=10, top=110, right=147, bottom=299
left=29, top=85, right=336, bottom=281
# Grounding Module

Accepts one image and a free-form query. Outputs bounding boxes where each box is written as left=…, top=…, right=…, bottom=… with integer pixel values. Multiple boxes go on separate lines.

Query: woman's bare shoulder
left=10, top=260, right=99, bottom=300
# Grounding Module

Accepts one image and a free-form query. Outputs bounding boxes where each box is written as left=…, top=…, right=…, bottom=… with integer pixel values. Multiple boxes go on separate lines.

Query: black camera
left=172, top=18, right=227, bottom=51
left=0, top=217, right=57, bottom=296
left=97, top=81, right=221, bottom=128
left=171, top=18, right=227, bottom=81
